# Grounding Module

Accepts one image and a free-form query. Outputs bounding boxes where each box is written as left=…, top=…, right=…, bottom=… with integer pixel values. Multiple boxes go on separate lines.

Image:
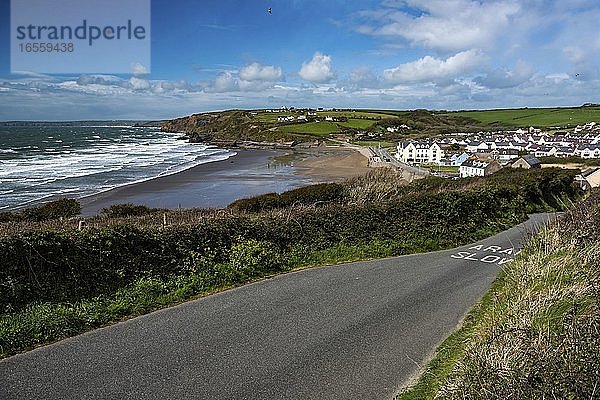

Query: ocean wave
left=77, top=150, right=237, bottom=201
left=0, top=125, right=237, bottom=210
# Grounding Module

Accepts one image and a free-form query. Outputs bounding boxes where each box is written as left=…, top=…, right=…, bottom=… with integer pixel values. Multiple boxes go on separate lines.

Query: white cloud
left=299, top=52, right=335, bottom=83
left=563, top=46, right=587, bottom=67
left=475, top=61, right=534, bottom=89
left=209, top=72, right=239, bottom=93
left=129, top=77, right=151, bottom=91
left=205, top=69, right=284, bottom=93
left=357, top=0, right=521, bottom=51
left=131, top=62, right=149, bottom=76
left=239, top=63, right=283, bottom=81
left=383, top=49, right=486, bottom=83
left=76, top=75, right=121, bottom=86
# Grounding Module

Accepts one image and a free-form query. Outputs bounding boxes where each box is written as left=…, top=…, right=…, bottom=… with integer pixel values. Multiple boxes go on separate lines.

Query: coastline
left=80, top=147, right=372, bottom=216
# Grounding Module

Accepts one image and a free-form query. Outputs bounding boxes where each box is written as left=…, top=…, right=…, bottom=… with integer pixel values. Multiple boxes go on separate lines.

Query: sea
left=0, top=122, right=236, bottom=211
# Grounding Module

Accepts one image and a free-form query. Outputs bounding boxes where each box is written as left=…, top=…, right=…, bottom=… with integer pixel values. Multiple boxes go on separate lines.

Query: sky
left=0, top=0, right=599, bottom=120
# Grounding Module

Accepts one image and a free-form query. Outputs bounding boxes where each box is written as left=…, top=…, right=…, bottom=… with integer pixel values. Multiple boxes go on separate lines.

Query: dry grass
left=434, top=193, right=600, bottom=399
left=345, top=168, right=408, bottom=204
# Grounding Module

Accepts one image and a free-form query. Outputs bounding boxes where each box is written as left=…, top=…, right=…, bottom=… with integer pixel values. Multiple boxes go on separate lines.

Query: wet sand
left=80, top=147, right=371, bottom=215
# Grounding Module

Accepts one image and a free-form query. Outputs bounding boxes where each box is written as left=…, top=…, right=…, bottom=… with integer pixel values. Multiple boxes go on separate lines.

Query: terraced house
left=396, top=141, right=444, bottom=164
left=459, top=159, right=502, bottom=178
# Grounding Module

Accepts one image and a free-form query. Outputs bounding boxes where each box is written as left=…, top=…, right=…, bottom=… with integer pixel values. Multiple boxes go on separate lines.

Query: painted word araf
left=451, top=244, right=520, bottom=265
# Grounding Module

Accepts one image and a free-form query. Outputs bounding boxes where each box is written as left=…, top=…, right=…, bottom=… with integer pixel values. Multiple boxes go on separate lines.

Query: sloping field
left=447, top=105, right=600, bottom=127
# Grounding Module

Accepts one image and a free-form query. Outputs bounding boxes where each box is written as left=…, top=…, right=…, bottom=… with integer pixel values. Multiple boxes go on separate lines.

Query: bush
left=228, top=183, right=345, bottom=212
left=0, top=212, right=17, bottom=223
left=101, top=203, right=156, bottom=218
left=227, top=239, right=283, bottom=278
left=0, top=198, right=81, bottom=223
left=228, top=193, right=280, bottom=213
left=0, top=169, right=582, bottom=313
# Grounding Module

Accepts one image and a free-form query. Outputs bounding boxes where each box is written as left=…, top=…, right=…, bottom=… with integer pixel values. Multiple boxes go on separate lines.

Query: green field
left=446, top=106, right=600, bottom=128
left=254, top=111, right=297, bottom=122
left=316, top=110, right=395, bottom=120
left=277, top=121, right=340, bottom=136
left=338, top=119, right=377, bottom=129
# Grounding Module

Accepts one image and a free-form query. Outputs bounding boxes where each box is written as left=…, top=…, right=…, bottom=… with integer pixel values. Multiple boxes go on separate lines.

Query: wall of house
left=586, top=171, right=600, bottom=188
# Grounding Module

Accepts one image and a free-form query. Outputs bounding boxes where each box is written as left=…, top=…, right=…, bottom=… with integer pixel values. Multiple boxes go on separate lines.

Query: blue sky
left=1, top=0, right=599, bottom=120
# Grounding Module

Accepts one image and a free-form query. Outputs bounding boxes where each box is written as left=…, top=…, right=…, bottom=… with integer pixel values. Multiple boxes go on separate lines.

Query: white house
left=396, top=141, right=444, bottom=165
left=576, top=144, right=600, bottom=159
left=495, top=149, right=520, bottom=162
left=449, top=152, right=469, bottom=166
left=459, top=158, right=502, bottom=178
left=466, top=141, right=490, bottom=152
left=576, top=168, right=600, bottom=190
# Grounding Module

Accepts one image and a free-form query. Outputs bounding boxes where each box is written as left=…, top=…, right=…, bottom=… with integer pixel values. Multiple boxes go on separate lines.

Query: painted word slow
left=450, top=244, right=520, bottom=265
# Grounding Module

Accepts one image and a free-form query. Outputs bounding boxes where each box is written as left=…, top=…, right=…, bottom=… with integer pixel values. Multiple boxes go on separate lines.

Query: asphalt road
left=0, top=213, right=555, bottom=400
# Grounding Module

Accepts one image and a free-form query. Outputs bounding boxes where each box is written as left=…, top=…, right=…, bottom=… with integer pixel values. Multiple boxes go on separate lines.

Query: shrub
left=227, top=239, right=283, bottom=278
left=0, top=212, right=17, bottom=223
left=18, top=198, right=81, bottom=222
left=228, top=193, right=280, bottom=213
left=278, top=182, right=345, bottom=206
left=0, top=168, right=582, bottom=313
left=101, top=203, right=156, bottom=218
left=228, top=182, right=345, bottom=212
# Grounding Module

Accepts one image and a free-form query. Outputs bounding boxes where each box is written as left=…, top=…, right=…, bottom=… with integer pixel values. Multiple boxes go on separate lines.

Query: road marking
left=450, top=244, right=521, bottom=265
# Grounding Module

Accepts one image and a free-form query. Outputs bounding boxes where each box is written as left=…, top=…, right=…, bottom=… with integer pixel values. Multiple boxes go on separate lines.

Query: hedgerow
left=0, top=167, right=581, bottom=356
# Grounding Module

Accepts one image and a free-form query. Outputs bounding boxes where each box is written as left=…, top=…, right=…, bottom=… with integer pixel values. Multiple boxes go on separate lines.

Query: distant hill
left=445, top=104, right=600, bottom=128
left=161, top=108, right=507, bottom=145
left=160, top=105, right=600, bottom=145
left=161, top=110, right=307, bottom=144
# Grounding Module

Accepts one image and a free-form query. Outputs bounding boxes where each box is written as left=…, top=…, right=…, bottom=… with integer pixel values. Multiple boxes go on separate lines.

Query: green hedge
left=0, top=198, right=81, bottom=223
left=228, top=182, right=346, bottom=212
left=0, top=168, right=580, bottom=314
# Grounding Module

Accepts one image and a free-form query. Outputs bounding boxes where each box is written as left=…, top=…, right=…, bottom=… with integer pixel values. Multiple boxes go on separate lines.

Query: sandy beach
left=80, top=147, right=371, bottom=215
left=292, top=147, right=372, bottom=180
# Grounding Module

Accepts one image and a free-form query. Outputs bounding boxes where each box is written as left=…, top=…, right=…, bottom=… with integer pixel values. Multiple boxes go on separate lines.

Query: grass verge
left=0, top=233, right=496, bottom=359
left=398, top=191, right=600, bottom=399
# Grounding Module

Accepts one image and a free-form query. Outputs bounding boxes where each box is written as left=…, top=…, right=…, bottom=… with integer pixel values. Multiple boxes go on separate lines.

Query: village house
left=277, top=116, right=296, bottom=122
left=396, top=141, right=444, bottom=165
left=494, top=148, right=520, bottom=162
left=511, top=155, right=542, bottom=169
left=575, top=144, right=600, bottom=159
left=576, top=168, right=600, bottom=190
left=394, top=123, right=600, bottom=176
left=386, top=124, right=411, bottom=133
left=441, top=152, right=469, bottom=167
left=459, top=158, right=502, bottom=178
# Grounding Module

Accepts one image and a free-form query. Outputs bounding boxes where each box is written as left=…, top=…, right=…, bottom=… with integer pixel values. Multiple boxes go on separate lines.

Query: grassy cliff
left=160, top=108, right=511, bottom=144
left=160, top=106, right=600, bottom=146
left=161, top=109, right=319, bottom=144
